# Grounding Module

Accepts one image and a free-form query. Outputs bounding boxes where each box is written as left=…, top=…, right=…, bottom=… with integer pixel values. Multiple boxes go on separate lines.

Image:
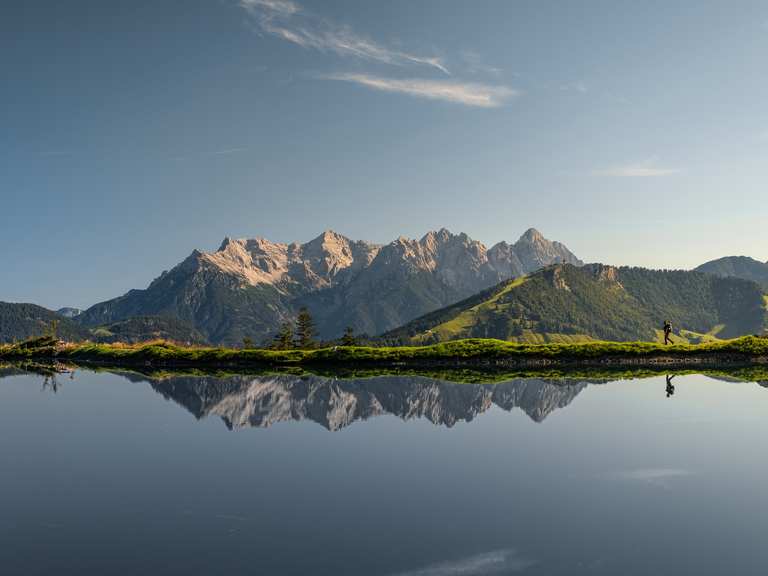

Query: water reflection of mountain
left=135, top=373, right=595, bottom=430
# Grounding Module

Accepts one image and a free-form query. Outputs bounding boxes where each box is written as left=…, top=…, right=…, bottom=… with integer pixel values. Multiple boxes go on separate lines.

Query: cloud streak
left=325, top=73, right=518, bottom=108
left=240, top=0, right=449, bottom=74
left=611, top=468, right=693, bottom=490
left=560, top=80, right=588, bottom=94
left=594, top=159, right=679, bottom=177
left=390, top=549, right=535, bottom=576
left=211, top=147, right=249, bottom=155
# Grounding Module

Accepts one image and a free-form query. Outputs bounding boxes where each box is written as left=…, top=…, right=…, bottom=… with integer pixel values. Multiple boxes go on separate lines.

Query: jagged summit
left=518, top=227, right=544, bottom=242
left=78, top=228, right=583, bottom=344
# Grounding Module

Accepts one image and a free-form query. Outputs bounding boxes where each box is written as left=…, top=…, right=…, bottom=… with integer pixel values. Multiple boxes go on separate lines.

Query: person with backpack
left=663, top=320, right=673, bottom=345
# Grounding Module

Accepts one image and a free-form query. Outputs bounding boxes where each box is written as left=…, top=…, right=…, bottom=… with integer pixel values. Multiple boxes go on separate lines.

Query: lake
left=1, top=367, right=767, bottom=575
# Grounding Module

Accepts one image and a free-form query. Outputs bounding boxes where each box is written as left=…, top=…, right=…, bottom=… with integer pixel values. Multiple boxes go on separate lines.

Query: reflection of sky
left=1, top=372, right=767, bottom=574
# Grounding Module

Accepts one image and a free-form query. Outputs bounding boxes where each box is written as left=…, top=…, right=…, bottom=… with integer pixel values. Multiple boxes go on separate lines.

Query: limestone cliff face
left=145, top=373, right=589, bottom=431
left=306, top=228, right=583, bottom=337
left=78, top=228, right=582, bottom=344
left=205, top=231, right=381, bottom=292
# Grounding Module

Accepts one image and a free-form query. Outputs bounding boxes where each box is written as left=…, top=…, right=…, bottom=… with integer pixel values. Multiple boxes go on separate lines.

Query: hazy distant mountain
left=0, top=302, right=90, bottom=343
left=0, top=303, right=208, bottom=345
left=384, top=263, right=767, bottom=344
left=140, top=373, right=589, bottom=430
left=91, top=316, right=208, bottom=345
left=56, top=307, right=83, bottom=318
left=77, top=228, right=581, bottom=345
left=695, top=256, right=768, bottom=289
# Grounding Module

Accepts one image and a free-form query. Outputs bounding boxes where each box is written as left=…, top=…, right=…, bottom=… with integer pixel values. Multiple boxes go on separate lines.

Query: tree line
left=242, top=307, right=361, bottom=350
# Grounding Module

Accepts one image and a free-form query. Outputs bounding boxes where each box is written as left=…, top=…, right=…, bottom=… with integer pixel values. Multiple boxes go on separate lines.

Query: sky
left=2, top=0, right=768, bottom=310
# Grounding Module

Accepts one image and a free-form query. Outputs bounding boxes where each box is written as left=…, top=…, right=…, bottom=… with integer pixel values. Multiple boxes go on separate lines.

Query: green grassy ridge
left=384, top=264, right=767, bottom=344
left=3, top=335, right=768, bottom=367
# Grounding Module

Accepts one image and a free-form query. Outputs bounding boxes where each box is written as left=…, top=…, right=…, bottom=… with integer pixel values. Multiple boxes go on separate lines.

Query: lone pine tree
left=271, top=322, right=294, bottom=350
left=294, top=308, right=317, bottom=349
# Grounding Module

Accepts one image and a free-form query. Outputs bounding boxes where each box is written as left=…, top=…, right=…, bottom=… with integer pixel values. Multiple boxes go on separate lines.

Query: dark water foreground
left=2, top=366, right=768, bottom=575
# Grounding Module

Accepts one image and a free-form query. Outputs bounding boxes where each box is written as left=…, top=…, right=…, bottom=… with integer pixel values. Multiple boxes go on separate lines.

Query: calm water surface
left=1, top=368, right=767, bottom=575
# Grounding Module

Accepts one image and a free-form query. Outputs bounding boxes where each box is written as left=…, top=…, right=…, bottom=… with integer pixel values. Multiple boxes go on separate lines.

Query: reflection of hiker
left=665, top=374, right=675, bottom=398
left=663, top=320, right=673, bottom=345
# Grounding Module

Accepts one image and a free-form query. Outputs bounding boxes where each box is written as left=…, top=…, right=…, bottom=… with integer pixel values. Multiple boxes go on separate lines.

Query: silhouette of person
left=665, top=374, right=675, bottom=398
left=663, top=320, right=673, bottom=345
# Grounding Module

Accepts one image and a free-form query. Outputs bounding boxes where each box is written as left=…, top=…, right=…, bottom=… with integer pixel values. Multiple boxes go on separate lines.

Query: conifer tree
left=294, top=308, right=316, bottom=349
left=272, top=322, right=294, bottom=350
left=340, top=326, right=357, bottom=346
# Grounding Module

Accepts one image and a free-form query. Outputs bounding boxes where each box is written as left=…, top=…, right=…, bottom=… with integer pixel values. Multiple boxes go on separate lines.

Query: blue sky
left=2, top=0, right=768, bottom=309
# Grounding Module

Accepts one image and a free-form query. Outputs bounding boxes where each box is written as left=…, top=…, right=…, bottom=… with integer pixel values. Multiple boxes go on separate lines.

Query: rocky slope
left=696, top=256, right=768, bottom=289
left=384, top=263, right=768, bottom=344
left=139, top=372, right=589, bottom=430
left=77, top=228, right=581, bottom=344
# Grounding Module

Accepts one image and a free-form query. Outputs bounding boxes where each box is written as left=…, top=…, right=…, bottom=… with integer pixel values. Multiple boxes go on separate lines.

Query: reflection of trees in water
left=42, top=374, right=62, bottom=394
left=41, top=370, right=75, bottom=394
left=0, top=363, right=77, bottom=394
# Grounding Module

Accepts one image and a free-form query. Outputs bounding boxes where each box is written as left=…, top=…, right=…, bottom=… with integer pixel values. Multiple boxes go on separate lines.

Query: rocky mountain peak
left=420, top=227, right=454, bottom=244
left=519, top=227, right=544, bottom=243
left=218, top=236, right=234, bottom=251
left=306, top=229, right=347, bottom=247
left=512, top=228, right=583, bottom=270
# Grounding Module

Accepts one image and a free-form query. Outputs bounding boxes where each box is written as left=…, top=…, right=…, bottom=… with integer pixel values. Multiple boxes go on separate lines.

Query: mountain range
left=2, top=229, right=767, bottom=347
left=75, top=228, right=581, bottom=344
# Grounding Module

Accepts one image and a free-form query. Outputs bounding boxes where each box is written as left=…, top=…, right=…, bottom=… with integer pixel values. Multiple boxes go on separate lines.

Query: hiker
left=665, top=374, right=675, bottom=398
left=663, top=320, right=673, bottom=345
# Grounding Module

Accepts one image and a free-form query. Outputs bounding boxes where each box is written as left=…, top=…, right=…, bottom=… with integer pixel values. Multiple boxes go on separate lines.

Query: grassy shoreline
left=2, top=335, right=768, bottom=370
left=8, top=362, right=768, bottom=386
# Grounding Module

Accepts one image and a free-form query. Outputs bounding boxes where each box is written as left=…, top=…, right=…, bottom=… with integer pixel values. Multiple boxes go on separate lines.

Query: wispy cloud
left=611, top=468, right=693, bottom=490
left=560, top=80, right=588, bottom=94
left=324, top=73, right=518, bottom=108
left=211, top=147, right=249, bottom=155
left=390, top=549, right=535, bottom=576
left=461, top=50, right=503, bottom=76
left=593, top=158, right=680, bottom=177
left=169, top=147, right=250, bottom=161
left=240, top=0, right=449, bottom=74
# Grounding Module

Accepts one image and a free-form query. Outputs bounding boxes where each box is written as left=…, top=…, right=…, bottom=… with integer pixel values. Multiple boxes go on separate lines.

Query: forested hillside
left=0, top=303, right=90, bottom=343
left=0, top=304, right=209, bottom=345
left=696, top=256, right=768, bottom=289
left=383, top=264, right=767, bottom=344
left=90, top=316, right=208, bottom=345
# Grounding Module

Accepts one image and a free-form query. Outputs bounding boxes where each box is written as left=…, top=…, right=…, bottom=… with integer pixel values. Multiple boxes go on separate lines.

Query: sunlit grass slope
left=2, top=335, right=768, bottom=368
